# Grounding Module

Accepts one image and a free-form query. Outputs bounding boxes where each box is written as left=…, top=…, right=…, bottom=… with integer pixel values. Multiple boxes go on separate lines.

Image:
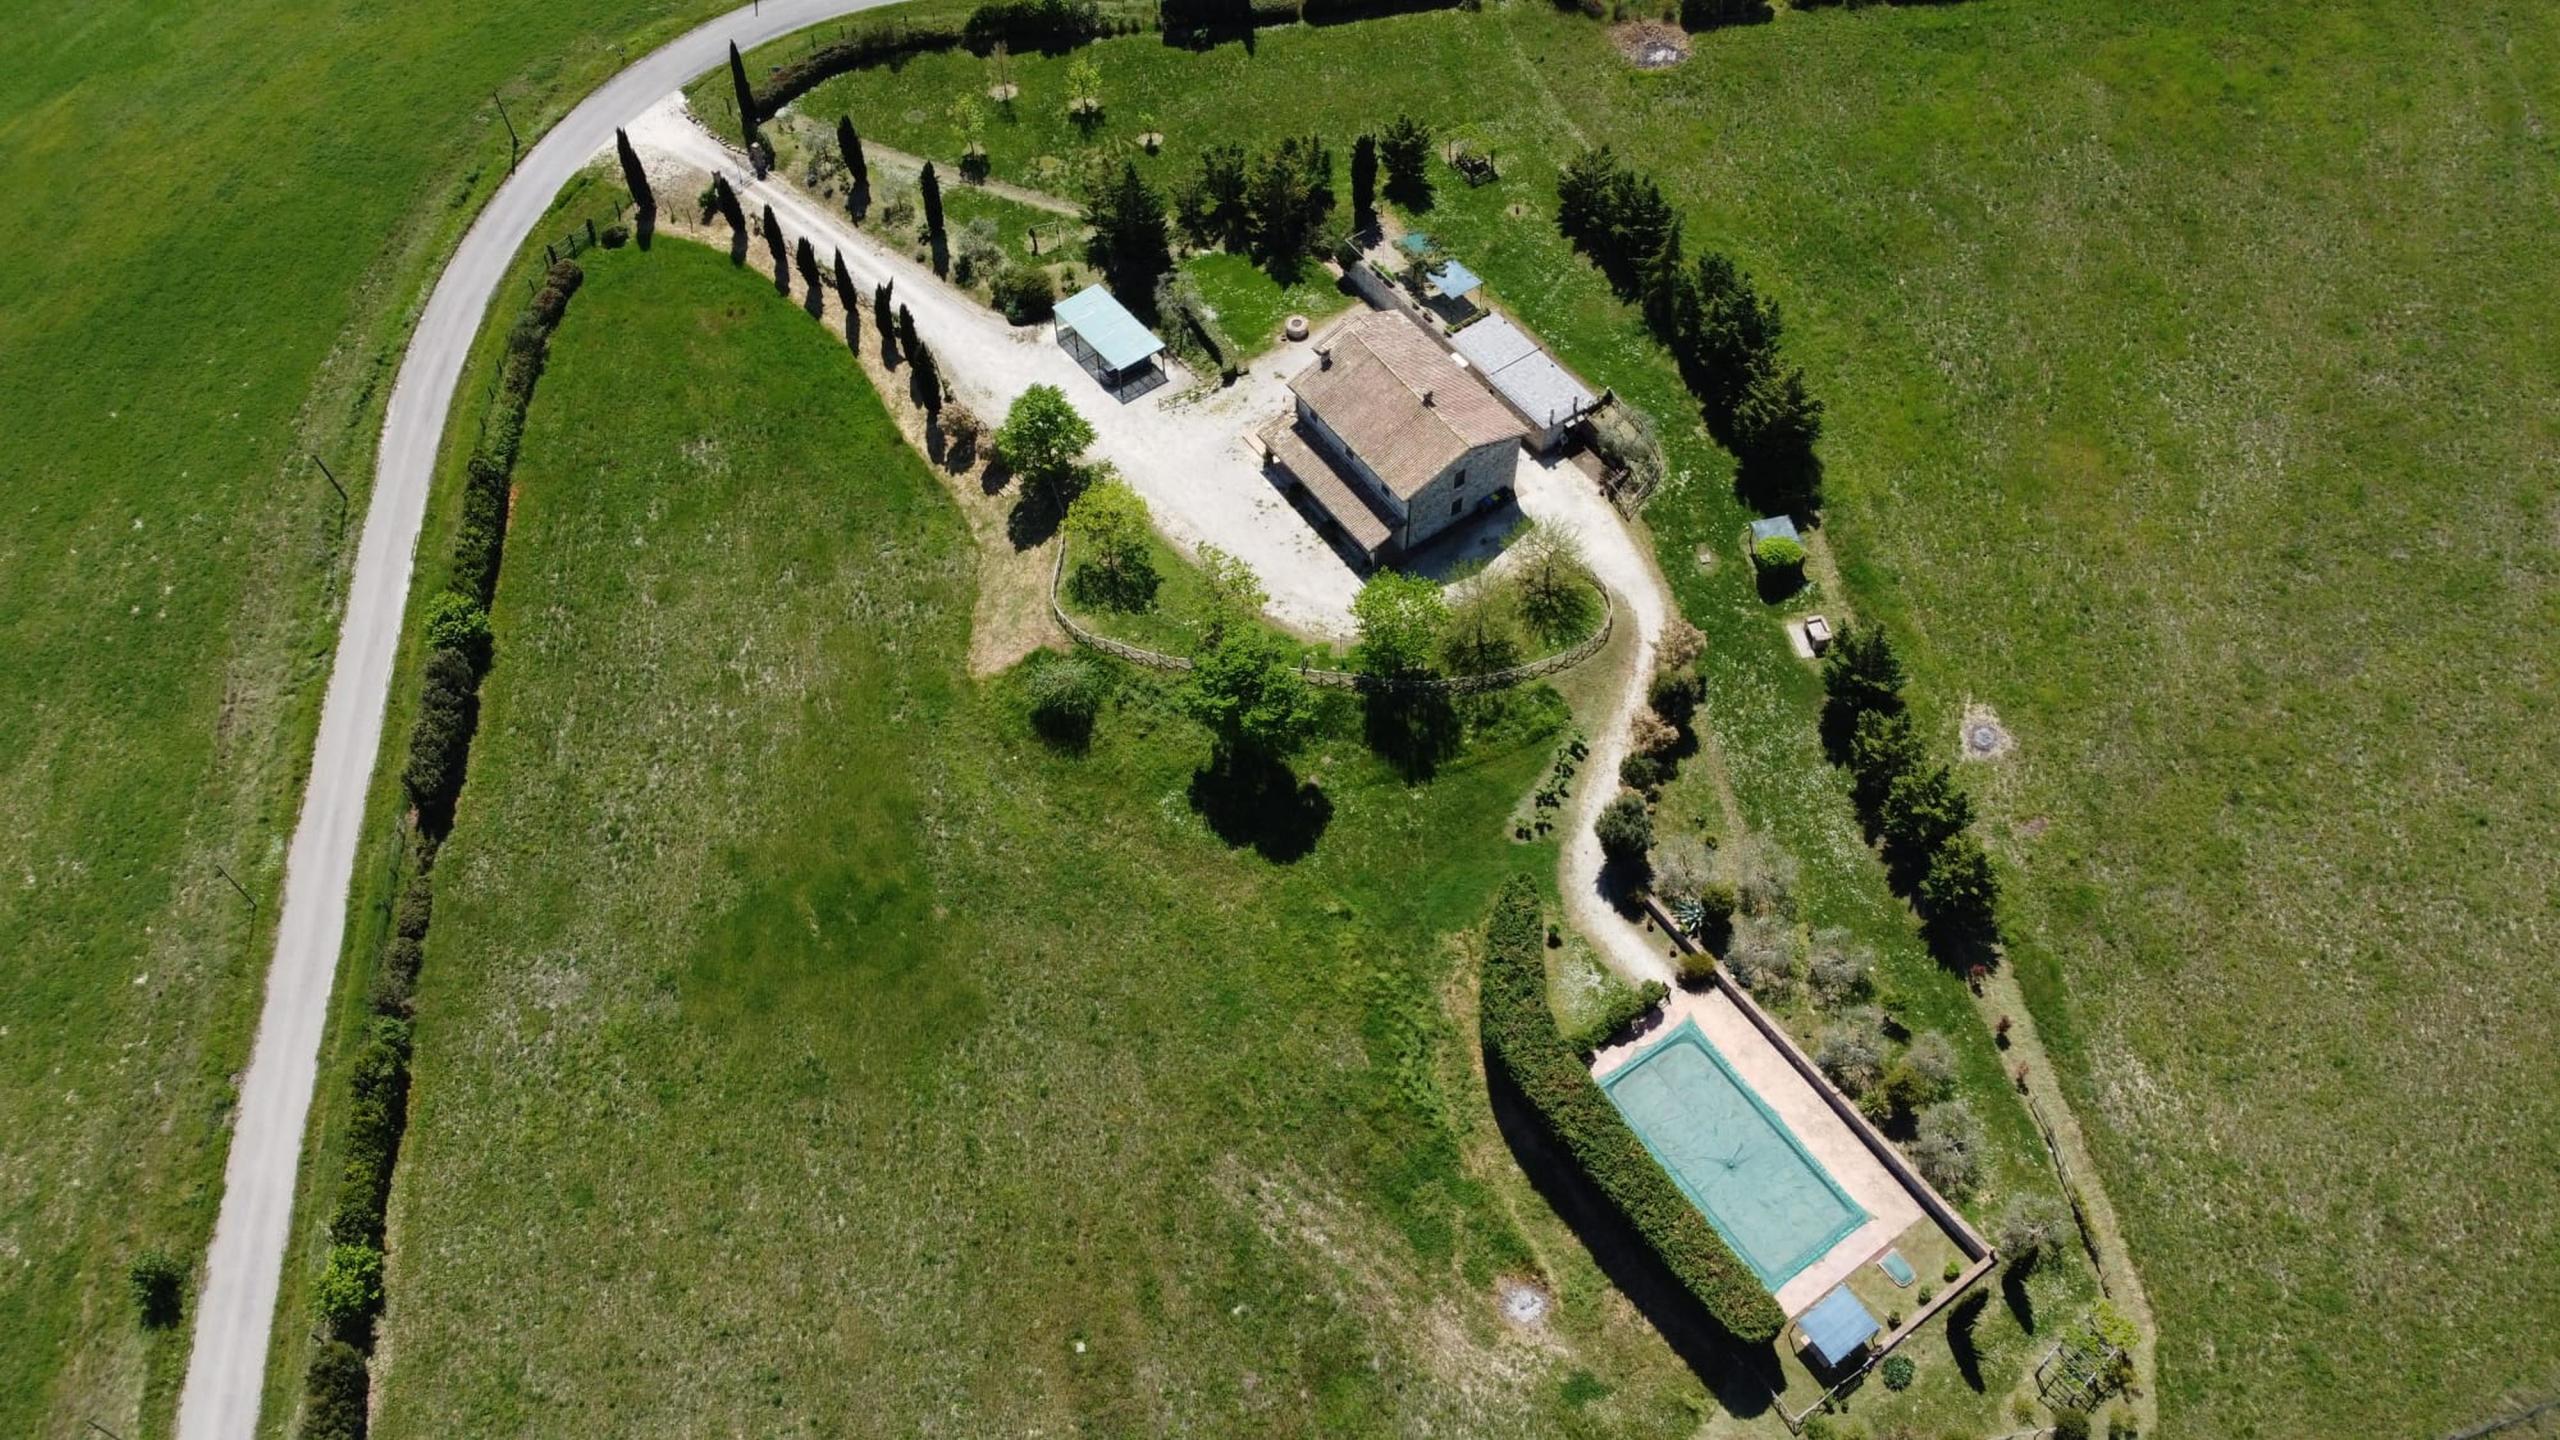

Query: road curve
left=174, top=5, right=904, bottom=1436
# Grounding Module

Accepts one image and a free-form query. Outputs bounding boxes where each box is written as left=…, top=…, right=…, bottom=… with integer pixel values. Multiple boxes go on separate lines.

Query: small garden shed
left=1054, top=283, right=1166, bottom=391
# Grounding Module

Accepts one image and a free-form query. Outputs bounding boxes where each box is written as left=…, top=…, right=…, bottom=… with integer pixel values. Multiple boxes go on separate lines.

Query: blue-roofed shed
left=1054, top=284, right=1166, bottom=379
left=1796, top=1287, right=1881, bottom=1369
left=1429, top=258, right=1484, bottom=300
left=1749, top=514, right=1801, bottom=547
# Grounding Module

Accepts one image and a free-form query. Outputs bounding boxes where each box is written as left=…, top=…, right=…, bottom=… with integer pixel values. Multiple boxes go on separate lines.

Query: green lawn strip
left=366, top=241, right=1694, bottom=1436
left=1181, top=250, right=1354, bottom=357
left=1478, top=877, right=1782, bottom=1343
left=250, top=177, right=632, bottom=1440
left=1055, top=525, right=1333, bottom=660
left=0, top=2, right=734, bottom=1429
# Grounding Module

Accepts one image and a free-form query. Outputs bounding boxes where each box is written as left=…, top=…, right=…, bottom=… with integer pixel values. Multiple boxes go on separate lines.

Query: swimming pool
left=1600, top=1017, right=1869, bottom=1292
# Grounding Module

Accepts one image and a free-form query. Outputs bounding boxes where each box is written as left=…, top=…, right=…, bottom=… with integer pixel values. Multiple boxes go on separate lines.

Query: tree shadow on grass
left=1484, top=1056, right=1789, bottom=1419
left=1361, top=686, right=1460, bottom=782
left=1946, top=1288, right=1990, bottom=1391
left=2001, top=1260, right=2038, bottom=1337
left=1188, top=751, right=1330, bottom=862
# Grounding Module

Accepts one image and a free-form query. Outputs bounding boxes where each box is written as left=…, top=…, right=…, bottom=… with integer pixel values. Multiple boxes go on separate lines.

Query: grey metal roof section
left=1054, top=283, right=1166, bottom=372
left=1450, top=313, right=1598, bottom=433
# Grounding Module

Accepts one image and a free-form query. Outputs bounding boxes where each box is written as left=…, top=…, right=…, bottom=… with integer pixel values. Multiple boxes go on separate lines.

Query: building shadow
left=1482, top=1056, right=1788, bottom=1418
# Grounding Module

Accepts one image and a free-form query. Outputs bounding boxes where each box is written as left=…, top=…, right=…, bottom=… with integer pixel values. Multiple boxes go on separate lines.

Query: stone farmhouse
left=1258, top=309, right=1526, bottom=566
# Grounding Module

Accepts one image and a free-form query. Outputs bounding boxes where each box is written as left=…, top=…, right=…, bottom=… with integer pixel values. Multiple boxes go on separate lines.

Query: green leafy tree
left=1197, top=545, right=1267, bottom=642
left=1379, top=113, right=1431, bottom=204
left=920, top=162, right=949, bottom=276
left=1174, top=142, right=1251, bottom=250
left=993, top=383, right=1096, bottom=485
left=313, top=1243, right=385, bottom=1340
left=1082, top=161, right=1172, bottom=299
left=1917, top=833, right=1999, bottom=930
left=423, top=590, right=490, bottom=664
left=1349, top=133, right=1378, bottom=232
left=1595, top=791, right=1655, bottom=871
left=1439, top=582, right=1523, bottom=675
left=614, top=126, right=652, bottom=214
left=1184, top=626, right=1316, bottom=764
left=1879, top=763, right=1975, bottom=859
left=1064, top=55, right=1105, bottom=123
left=727, top=41, right=760, bottom=148
left=1064, top=478, right=1159, bottom=611
left=1024, top=653, right=1104, bottom=746
left=1511, top=521, right=1595, bottom=643
left=1350, top=571, right=1448, bottom=679
left=1909, top=1099, right=1985, bottom=1196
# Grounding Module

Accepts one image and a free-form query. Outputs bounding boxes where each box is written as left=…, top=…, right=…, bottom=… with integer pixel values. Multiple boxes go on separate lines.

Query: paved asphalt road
left=173, top=4, right=902, bottom=1436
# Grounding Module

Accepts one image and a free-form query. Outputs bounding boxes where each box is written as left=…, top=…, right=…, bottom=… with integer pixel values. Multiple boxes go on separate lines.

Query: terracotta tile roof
left=1288, top=310, right=1524, bottom=499
left=1259, top=415, right=1394, bottom=553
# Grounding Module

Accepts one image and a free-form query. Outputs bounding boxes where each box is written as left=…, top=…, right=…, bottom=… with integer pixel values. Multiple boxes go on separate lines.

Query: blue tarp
left=1397, top=232, right=1435, bottom=254
left=1430, top=258, right=1484, bottom=299
left=1054, top=284, right=1165, bottom=373
left=1798, top=1286, right=1881, bottom=1369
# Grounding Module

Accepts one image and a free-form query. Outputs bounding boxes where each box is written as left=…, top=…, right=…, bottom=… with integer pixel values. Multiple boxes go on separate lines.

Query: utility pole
left=492, top=91, right=519, bottom=173
left=309, top=452, right=347, bottom=505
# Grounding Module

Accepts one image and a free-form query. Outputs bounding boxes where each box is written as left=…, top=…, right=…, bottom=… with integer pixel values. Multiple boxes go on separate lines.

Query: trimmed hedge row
left=300, top=257, right=588, bottom=1439
left=1478, top=876, right=1784, bottom=1342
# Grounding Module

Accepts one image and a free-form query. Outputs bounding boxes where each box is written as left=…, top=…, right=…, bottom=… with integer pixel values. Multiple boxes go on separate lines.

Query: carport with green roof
left=1054, top=283, right=1167, bottom=397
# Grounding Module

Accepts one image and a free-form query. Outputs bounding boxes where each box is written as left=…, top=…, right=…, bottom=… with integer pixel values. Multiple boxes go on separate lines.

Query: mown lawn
left=0, top=0, right=729, bottom=1432
left=372, top=241, right=1725, bottom=1437
left=799, top=3, right=2560, bottom=1436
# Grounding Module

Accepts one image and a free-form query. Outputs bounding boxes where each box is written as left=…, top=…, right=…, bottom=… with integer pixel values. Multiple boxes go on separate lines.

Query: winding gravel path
left=172, top=6, right=912, bottom=1437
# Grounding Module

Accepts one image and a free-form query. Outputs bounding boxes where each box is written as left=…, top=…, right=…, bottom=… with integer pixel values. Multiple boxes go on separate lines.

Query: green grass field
left=366, top=241, right=1748, bottom=1437
left=0, top=1, right=737, bottom=1432
left=799, top=4, right=2560, bottom=1435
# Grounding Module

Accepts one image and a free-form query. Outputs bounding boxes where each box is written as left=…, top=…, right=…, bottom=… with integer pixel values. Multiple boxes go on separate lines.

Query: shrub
left=1628, top=706, right=1679, bottom=757
left=1024, top=653, right=1104, bottom=745
left=370, top=934, right=423, bottom=1016
left=1996, top=1192, right=2071, bottom=1269
left=1943, top=1257, right=1964, bottom=1284
left=1564, top=978, right=1667, bottom=1053
left=1881, top=1353, right=1914, bottom=1391
left=1676, top=947, right=1721, bottom=986
left=1909, top=1100, right=1985, bottom=1196
left=1477, top=877, right=1783, bottom=1341
left=401, top=646, right=480, bottom=815
left=1807, top=927, right=1874, bottom=1004
left=599, top=222, right=630, bottom=249
left=2107, top=1408, right=2139, bottom=1440
left=1647, top=668, right=1702, bottom=728
left=1657, top=615, right=1705, bottom=670
left=391, top=872, right=434, bottom=944
left=1694, top=880, right=1738, bottom=932
left=1618, top=751, right=1666, bottom=794
left=1814, top=1010, right=1885, bottom=1097
left=313, top=1243, right=385, bottom=1340
left=1650, top=835, right=1711, bottom=906
left=990, top=264, right=1057, bottom=324
left=962, top=0, right=1103, bottom=53
left=1724, top=914, right=1798, bottom=1000
left=2052, top=1409, right=2092, bottom=1440
left=1899, top=1031, right=1960, bottom=1099
left=1753, top=535, right=1805, bottom=572
left=129, top=1249, right=185, bottom=1329
left=301, top=1341, right=370, bottom=1440
left=1594, top=792, right=1653, bottom=869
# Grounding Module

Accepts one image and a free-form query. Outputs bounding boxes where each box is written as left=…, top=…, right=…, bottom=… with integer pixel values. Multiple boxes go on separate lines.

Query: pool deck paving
left=1591, top=985, right=1923, bottom=1317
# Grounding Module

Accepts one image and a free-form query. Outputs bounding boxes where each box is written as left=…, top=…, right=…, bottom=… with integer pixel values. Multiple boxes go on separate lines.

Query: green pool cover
left=1600, top=1018, right=1869, bottom=1292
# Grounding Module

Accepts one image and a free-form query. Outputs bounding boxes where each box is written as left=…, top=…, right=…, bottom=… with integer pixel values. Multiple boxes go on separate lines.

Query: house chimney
left=1421, top=388, right=1436, bottom=407
left=1316, top=345, right=1332, bottom=369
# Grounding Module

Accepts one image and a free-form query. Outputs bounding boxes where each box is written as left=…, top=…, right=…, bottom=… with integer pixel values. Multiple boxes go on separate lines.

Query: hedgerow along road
left=174, top=3, right=915, bottom=1437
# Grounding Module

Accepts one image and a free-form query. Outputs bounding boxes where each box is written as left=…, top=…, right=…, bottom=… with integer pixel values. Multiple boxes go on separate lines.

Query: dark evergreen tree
left=1082, top=161, right=1172, bottom=300
left=761, top=203, right=788, bottom=292
left=1349, top=133, right=1378, bottom=233
left=1822, top=623, right=1906, bottom=722
left=896, top=303, right=919, bottom=362
left=1917, top=834, right=1999, bottom=932
left=1555, top=147, right=1614, bottom=253
left=836, top=114, right=869, bottom=195
left=1879, top=764, right=1975, bottom=861
left=909, top=338, right=943, bottom=413
left=1244, top=135, right=1334, bottom=273
left=728, top=41, right=761, bottom=149
left=1379, top=113, right=1431, bottom=205
left=795, top=236, right=824, bottom=316
left=614, top=127, right=653, bottom=215
left=1173, top=142, right=1251, bottom=250
left=833, top=249, right=861, bottom=348
left=920, top=162, right=949, bottom=277
left=874, top=279, right=895, bottom=357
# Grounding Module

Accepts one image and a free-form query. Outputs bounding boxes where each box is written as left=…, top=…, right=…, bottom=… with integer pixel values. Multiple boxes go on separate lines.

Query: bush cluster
left=990, top=264, right=1058, bottom=324
left=329, top=1018, right=413, bottom=1248
left=1478, top=877, right=1784, bottom=1342
left=128, top=1249, right=185, bottom=1329
left=300, top=1340, right=370, bottom=1440
left=962, top=0, right=1105, bottom=53
left=1171, top=137, right=1335, bottom=273
left=1821, top=624, right=2000, bottom=937
left=1554, top=148, right=1822, bottom=513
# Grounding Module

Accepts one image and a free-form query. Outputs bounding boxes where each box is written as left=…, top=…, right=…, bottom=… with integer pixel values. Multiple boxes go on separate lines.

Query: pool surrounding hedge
left=1477, top=876, right=1785, bottom=1343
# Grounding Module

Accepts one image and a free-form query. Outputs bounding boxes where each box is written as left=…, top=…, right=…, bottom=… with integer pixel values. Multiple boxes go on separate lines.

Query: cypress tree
left=1349, top=134, right=1378, bottom=234
left=909, top=338, right=943, bottom=413
left=728, top=42, right=760, bottom=149
left=896, top=303, right=918, bottom=363
left=836, top=115, right=869, bottom=194
left=795, top=236, right=823, bottom=316
left=873, top=280, right=895, bottom=357
left=834, top=249, right=861, bottom=348
left=614, top=127, right=653, bottom=215
left=1081, top=161, right=1171, bottom=299
left=761, top=203, right=787, bottom=292
left=919, top=163, right=949, bottom=277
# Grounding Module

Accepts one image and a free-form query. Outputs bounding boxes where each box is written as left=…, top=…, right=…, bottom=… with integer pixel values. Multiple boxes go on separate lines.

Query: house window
left=1451, top=499, right=1463, bottom=517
